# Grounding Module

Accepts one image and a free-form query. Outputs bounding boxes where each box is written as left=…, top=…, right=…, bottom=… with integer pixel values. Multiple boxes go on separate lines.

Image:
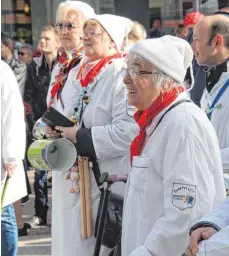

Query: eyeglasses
left=83, top=31, right=103, bottom=38
left=121, top=67, right=155, bottom=78
left=18, top=52, right=26, bottom=56
left=56, top=22, right=78, bottom=31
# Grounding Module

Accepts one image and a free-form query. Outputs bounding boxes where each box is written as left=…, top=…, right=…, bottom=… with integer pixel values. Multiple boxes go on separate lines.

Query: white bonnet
left=129, top=35, right=193, bottom=84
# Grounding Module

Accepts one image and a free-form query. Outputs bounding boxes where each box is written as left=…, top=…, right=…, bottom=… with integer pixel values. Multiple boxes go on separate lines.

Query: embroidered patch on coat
left=172, top=183, right=196, bottom=210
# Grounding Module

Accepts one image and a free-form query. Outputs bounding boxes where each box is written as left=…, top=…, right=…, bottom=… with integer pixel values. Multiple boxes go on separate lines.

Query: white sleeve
left=194, top=199, right=229, bottom=230
left=221, top=147, right=229, bottom=173
left=197, top=226, right=229, bottom=256
left=1, top=61, right=26, bottom=163
left=130, top=135, right=222, bottom=256
left=92, top=81, right=138, bottom=160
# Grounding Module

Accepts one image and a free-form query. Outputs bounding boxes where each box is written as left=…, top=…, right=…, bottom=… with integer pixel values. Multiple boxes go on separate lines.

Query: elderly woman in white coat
left=121, top=36, right=226, bottom=256
left=1, top=60, right=27, bottom=256
left=44, top=2, right=95, bottom=256
left=56, top=14, right=138, bottom=256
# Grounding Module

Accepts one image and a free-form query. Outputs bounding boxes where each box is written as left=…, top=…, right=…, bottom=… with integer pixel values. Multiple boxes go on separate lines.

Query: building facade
left=1, top=0, right=219, bottom=46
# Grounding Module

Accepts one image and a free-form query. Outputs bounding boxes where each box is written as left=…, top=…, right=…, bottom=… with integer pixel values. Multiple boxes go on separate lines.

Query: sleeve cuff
left=3, top=158, right=20, bottom=164
left=75, top=128, right=97, bottom=160
left=190, top=219, right=222, bottom=235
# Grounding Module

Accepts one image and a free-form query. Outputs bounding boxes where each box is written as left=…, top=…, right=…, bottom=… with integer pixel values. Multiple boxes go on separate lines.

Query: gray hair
left=20, top=44, right=34, bottom=57
left=152, top=67, right=180, bottom=91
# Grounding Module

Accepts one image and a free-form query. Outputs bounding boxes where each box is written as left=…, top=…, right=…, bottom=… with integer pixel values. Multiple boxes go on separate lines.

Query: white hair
left=151, top=67, right=195, bottom=93
left=56, top=1, right=95, bottom=23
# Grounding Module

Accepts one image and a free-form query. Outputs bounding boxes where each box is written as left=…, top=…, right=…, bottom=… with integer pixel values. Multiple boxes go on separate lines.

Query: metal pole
left=93, top=185, right=111, bottom=256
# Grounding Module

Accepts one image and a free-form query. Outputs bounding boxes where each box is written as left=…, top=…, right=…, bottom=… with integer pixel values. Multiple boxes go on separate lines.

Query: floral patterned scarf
left=49, top=47, right=83, bottom=107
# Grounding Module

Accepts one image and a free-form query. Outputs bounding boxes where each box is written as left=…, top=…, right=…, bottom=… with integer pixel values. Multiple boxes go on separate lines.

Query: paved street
left=18, top=171, right=52, bottom=256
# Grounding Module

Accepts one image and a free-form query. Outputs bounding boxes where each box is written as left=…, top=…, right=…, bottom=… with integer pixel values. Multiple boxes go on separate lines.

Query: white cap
left=92, top=14, right=133, bottom=51
left=129, top=35, right=193, bottom=84
left=62, top=1, right=95, bottom=19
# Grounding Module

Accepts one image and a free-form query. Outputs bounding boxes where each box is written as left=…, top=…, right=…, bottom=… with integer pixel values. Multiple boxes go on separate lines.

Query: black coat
left=24, top=55, right=56, bottom=132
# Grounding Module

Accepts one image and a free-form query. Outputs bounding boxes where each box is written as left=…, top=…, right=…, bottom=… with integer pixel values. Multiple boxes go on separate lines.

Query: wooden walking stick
left=78, top=156, right=87, bottom=239
left=83, top=157, right=92, bottom=237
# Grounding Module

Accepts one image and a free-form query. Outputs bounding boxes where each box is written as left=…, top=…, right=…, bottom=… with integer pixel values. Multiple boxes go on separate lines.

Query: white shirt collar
left=145, top=91, right=190, bottom=136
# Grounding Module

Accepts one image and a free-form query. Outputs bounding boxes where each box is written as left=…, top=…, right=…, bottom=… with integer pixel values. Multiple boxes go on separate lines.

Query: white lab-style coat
left=122, top=92, right=226, bottom=256
left=46, top=63, right=81, bottom=117
left=1, top=60, right=27, bottom=207
left=201, top=72, right=229, bottom=173
left=50, top=58, right=138, bottom=256
left=196, top=199, right=229, bottom=256
left=46, top=63, right=62, bottom=112
left=46, top=62, right=82, bottom=256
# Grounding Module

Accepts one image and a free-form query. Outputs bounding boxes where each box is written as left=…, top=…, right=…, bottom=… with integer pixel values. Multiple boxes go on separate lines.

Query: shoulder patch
left=172, top=183, right=196, bottom=210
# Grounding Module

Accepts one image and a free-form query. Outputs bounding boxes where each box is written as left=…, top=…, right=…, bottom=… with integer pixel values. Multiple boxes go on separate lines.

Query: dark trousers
left=23, top=160, right=32, bottom=195
left=34, top=170, right=48, bottom=220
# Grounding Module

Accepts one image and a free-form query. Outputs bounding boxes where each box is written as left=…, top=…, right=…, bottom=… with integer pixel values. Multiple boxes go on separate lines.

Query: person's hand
left=55, top=125, right=78, bottom=144
left=185, top=227, right=217, bottom=256
left=4, top=163, right=17, bottom=177
left=44, top=125, right=60, bottom=139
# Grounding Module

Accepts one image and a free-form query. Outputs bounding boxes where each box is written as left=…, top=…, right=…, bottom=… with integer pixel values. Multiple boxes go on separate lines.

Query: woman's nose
left=62, top=26, right=68, bottom=34
left=123, top=72, right=131, bottom=85
left=83, top=33, right=89, bottom=40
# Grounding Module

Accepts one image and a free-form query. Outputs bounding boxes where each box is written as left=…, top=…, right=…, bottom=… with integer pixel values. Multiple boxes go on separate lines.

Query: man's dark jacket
left=24, top=55, right=56, bottom=132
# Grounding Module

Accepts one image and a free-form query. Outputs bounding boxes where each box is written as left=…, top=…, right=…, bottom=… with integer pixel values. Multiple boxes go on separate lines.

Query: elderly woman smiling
left=121, top=36, right=225, bottom=256
left=56, top=14, right=137, bottom=256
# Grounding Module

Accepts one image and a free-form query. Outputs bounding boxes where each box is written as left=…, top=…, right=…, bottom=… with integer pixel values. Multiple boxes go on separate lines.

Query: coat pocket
left=130, top=156, right=149, bottom=192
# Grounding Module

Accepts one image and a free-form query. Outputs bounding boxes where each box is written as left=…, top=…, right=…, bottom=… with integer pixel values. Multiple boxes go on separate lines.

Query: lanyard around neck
left=206, top=78, right=229, bottom=120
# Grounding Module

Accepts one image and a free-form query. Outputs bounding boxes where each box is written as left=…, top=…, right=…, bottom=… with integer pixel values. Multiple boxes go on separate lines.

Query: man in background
left=24, top=24, right=60, bottom=228
left=185, top=13, right=229, bottom=256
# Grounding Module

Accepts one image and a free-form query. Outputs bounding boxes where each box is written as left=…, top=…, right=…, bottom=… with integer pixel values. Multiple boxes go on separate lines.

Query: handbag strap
left=207, top=78, right=229, bottom=120
left=149, top=99, right=191, bottom=136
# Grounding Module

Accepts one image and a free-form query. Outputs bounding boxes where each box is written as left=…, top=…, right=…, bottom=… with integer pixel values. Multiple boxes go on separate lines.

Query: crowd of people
left=1, top=0, right=229, bottom=256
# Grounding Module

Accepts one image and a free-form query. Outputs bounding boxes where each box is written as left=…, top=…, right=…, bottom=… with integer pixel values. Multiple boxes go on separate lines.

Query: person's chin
left=196, top=58, right=206, bottom=66
left=84, top=49, right=95, bottom=58
left=128, top=96, right=139, bottom=108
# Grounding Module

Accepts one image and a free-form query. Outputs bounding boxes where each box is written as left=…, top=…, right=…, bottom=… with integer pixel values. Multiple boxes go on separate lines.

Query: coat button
left=216, top=103, right=222, bottom=109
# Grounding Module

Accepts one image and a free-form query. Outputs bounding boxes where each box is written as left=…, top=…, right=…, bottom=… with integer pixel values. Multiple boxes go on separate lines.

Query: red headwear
left=184, top=12, right=203, bottom=28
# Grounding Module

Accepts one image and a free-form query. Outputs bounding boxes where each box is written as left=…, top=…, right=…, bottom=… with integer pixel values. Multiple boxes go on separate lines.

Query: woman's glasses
left=83, top=31, right=103, bottom=38
left=121, top=67, right=154, bottom=78
left=56, top=22, right=78, bottom=31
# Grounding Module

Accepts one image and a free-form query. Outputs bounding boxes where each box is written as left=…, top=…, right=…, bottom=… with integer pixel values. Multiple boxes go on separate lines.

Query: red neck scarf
left=77, top=53, right=121, bottom=87
left=49, top=47, right=83, bottom=107
left=130, top=86, right=184, bottom=164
